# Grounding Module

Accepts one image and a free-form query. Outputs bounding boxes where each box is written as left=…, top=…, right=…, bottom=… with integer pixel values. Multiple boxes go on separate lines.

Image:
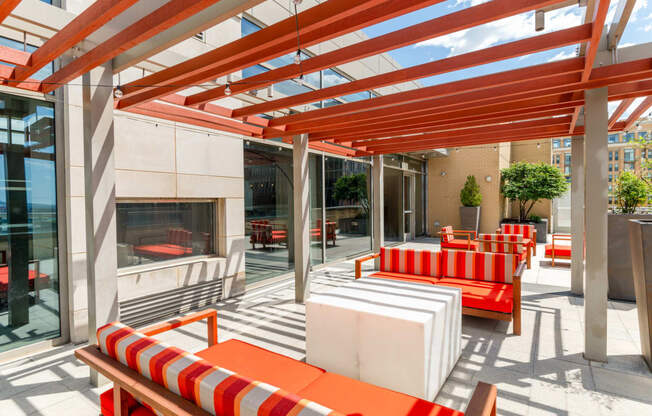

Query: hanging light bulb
left=224, top=84, right=232, bottom=96
left=292, top=0, right=302, bottom=5
left=537, top=142, right=541, bottom=149
left=294, top=50, right=301, bottom=65
left=113, top=86, right=124, bottom=99
left=493, top=146, right=497, bottom=151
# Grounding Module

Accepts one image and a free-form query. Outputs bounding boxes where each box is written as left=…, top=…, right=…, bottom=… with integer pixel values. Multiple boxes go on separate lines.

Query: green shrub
left=501, top=162, right=568, bottom=222
left=614, top=171, right=649, bottom=214
left=529, top=215, right=542, bottom=223
left=460, top=175, right=482, bottom=207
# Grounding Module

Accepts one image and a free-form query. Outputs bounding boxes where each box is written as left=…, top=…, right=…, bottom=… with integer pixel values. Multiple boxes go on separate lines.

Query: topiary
left=460, top=175, right=482, bottom=207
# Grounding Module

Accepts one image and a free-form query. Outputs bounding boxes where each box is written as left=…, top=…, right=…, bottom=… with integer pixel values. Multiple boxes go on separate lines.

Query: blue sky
left=362, top=0, right=652, bottom=119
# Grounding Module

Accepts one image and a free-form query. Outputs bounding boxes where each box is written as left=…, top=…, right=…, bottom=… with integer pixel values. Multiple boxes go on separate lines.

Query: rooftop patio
left=1, top=239, right=651, bottom=416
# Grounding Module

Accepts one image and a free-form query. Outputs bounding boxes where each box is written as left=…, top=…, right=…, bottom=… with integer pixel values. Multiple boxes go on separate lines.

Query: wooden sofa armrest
left=355, top=252, right=381, bottom=279
left=511, top=261, right=525, bottom=336
left=141, top=309, right=218, bottom=347
left=465, top=381, right=497, bottom=416
left=75, top=345, right=211, bottom=416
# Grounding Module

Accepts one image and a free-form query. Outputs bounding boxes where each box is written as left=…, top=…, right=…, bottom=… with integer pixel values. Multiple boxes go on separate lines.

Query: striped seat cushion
left=478, top=233, right=523, bottom=254
left=500, top=224, right=534, bottom=239
left=380, top=247, right=442, bottom=278
left=440, top=249, right=518, bottom=284
left=440, top=226, right=454, bottom=243
left=97, top=323, right=341, bottom=416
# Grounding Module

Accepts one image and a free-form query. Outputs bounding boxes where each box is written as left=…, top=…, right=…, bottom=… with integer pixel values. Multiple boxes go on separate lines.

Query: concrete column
left=293, top=134, right=310, bottom=303
left=82, top=63, right=119, bottom=385
left=372, top=155, right=384, bottom=268
left=571, top=136, right=585, bottom=296
left=583, top=88, right=609, bottom=362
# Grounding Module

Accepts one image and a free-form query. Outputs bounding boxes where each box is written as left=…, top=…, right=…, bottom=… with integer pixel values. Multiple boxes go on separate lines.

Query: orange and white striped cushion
left=380, top=247, right=442, bottom=277
left=97, top=323, right=341, bottom=416
left=440, top=250, right=518, bottom=284
left=500, top=224, right=534, bottom=239
left=478, top=233, right=523, bottom=254
left=440, top=226, right=454, bottom=243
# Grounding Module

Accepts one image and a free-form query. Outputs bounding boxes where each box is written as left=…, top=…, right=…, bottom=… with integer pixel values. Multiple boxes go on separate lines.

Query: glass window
left=309, top=154, right=323, bottom=266
left=564, top=153, right=571, bottom=175
left=624, top=148, right=635, bottom=162
left=609, top=163, right=612, bottom=172
left=552, top=139, right=560, bottom=148
left=563, top=138, right=572, bottom=148
left=325, top=157, right=371, bottom=259
left=614, top=163, right=619, bottom=172
left=0, top=37, right=53, bottom=81
left=608, top=134, right=618, bottom=144
left=384, top=167, right=403, bottom=242
left=244, top=142, right=293, bottom=285
left=383, top=154, right=402, bottom=168
left=0, top=93, right=59, bottom=353
left=405, top=157, right=425, bottom=173
left=609, top=174, right=612, bottom=182
left=624, top=133, right=635, bottom=142
left=615, top=151, right=619, bottom=161
left=609, top=151, right=613, bottom=161
left=116, top=202, right=214, bottom=268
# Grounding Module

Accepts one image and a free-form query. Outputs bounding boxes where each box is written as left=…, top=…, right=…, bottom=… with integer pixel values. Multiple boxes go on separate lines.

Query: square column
left=82, top=63, right=119, bottom=385
left=571, top=136, right=585, bottom=296
left=584, top=88, right=609, bottom=362
left=293, top=134, right=310, bottom=303
left=372, top=155, right=384, bottom=268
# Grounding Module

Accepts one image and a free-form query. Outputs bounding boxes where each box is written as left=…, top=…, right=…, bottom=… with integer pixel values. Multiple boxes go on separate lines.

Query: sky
left=362, top=0, right=652, bottom=120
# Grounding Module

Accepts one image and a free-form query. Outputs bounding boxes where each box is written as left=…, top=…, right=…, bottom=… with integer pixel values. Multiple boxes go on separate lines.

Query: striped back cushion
left=500, top=223, right=534, bottom=239
left=97, top=323, right=341, bottom=416
left=440, top=226, right=454, bottom=243
left=380, top=247, right=442, bottom=277
left=440, top=250, right=518, bottom=284
left=478, top=233, right=523, bottom=254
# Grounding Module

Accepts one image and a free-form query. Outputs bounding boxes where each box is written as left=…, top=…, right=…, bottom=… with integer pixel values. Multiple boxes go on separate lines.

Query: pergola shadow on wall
left=0, top=0, right=650, bottom=365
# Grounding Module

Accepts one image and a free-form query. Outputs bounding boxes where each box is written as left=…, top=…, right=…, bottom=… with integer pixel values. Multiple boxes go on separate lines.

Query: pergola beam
left=116, top=0, right=435, bottom=109
left=253, top=23, right=593, bottom=119
left=607, top=0, right=636, bottom=50
left=0, top=0, right=22, bottom=24
left=12, top=0, right=140, bottom=82
left=623, top=96, right=652, bottom=130
left=608, top=97, right=634, bottom=128
left=186, top=0, right=569, bottom=111
left=41, top=0, right=221, bottom=93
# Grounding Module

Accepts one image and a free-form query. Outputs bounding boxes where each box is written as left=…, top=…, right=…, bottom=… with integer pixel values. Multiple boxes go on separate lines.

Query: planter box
left=608, top=214, right=650, bottom=301
left=459, top=206, right=480, bottom=232
left=628, top=219, right=652, bottom=371
left=500, top=218, right=547, bottom=243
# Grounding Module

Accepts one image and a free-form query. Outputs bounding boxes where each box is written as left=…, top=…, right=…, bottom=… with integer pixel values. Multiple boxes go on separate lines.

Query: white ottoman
left=305, top=277, right=461, bottom=401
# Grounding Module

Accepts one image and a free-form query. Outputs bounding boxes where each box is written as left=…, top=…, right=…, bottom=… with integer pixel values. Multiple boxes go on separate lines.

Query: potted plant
left=608, top=170, right=651, bottom=301
left=500, top=162, right=567, bottom=243
left=459, top=175, right=482, bottom=232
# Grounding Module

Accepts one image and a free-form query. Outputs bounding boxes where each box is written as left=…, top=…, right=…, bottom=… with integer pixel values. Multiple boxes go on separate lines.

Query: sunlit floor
left=1, top=239, right=651, bottom=415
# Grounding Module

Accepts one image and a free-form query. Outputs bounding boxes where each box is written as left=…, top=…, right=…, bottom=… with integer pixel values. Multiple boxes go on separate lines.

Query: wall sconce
left=440, top=171, right=447, bottom=177
left=485, top=175, right=492, bottom=183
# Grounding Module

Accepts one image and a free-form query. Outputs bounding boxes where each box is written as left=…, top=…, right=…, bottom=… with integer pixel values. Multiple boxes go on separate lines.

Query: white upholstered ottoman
left=305, top=277, right=461, bottom=401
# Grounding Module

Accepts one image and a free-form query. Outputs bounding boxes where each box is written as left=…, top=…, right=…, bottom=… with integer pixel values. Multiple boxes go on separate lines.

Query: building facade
left=0, top=0, right=428, bottom=359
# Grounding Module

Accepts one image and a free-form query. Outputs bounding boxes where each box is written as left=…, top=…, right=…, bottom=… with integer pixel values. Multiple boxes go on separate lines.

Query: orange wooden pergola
left=0, top=0, right=650, bottom=156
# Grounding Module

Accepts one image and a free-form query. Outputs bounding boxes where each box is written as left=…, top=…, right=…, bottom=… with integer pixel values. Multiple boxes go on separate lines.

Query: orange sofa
left=76, top=309, right=498, bottom=416
left=545, top=234, right=572, bottom=266
left=356, top=247, right=525, bottom=335
left=439, top=226, right=479, bottom=251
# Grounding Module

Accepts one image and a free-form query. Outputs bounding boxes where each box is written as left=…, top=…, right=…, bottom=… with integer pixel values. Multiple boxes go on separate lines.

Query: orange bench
left=497, top=223, right=537, bottom=256
left=476, top=233, right=532, bottom=269
left=76, top=309, right=498, bottom=416
left=545, top=234, right=571, bottom=266
left=439, top=225, right=479, bottom=251
left=356, top=247, right=525, bottom=335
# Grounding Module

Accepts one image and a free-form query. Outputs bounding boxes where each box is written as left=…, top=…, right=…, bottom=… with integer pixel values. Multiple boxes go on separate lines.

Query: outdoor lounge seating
left=311, top=219, right=337, bottom=246
left=545, top=234, right=572, bottom=266
left=496, top=224, right=537, bottom=255
left=439, top=225, right=479, bottom=250
left=477, top=233, right=532, bottom=269
left=75, top=309, right=498, bottom=416
left=355, top=247, right=524, bottom=335
left=249, top=220, right=288, bottom=249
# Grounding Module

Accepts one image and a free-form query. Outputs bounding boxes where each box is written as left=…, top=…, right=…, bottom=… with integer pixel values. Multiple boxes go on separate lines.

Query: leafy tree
left=614, top=171, right=650, bottom=214
left=631, top=132, right=651, bottom=185
left=501, top=162, right=568, bottom=222
left=460, top=175, right=482, bottom=207
left=333, top=173, right=369, bottom=217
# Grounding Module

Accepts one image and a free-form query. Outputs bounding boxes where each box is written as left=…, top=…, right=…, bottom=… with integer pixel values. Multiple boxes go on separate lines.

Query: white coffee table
left=305, top=277, right=461, bottom=401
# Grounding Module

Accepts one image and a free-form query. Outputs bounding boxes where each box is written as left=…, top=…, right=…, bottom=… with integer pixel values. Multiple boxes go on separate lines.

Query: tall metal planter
left=459, top=206, right=480, bottom=233
left=628, top=219, right=652, bottom=371
left=609, top=214, right=650, bottom=301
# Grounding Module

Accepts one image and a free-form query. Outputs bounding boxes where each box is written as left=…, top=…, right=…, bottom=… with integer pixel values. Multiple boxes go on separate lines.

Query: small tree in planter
left=459, top=175, right=482, bottom=232
left=614, top=171, right=650, bottom=214
left=501, top=162, right=568, bottom=222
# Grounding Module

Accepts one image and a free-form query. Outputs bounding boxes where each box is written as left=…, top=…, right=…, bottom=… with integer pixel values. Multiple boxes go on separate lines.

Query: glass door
left=403, top=174, right=415, bottom=241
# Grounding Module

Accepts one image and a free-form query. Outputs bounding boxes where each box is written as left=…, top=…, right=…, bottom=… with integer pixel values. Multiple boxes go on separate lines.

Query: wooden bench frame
left=475, top=238, right=532, bottom=269
left=545, top=233, right=572, bottom=266
left=438, top=229, right=477, bottom=250
left=356, top=253, right=524, bottom=335
left=496, top=227, right=537, bottom=256
left=75, top=308, right=498, bottom=416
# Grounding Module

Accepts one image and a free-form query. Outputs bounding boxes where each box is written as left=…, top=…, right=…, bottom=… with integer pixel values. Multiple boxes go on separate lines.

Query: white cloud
left=630, top=1, right=649, bottom=22
left=547, top=50, right=575, bottom=62
left=415, top=8, right=582, bottom=57
left=645, top=23, right=652, bottom=32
